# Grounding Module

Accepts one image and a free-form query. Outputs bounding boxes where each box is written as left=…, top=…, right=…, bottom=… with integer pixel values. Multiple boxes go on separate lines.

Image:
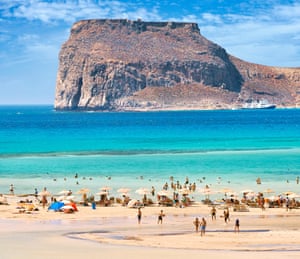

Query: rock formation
left=55, top=19, right=300, bottom=111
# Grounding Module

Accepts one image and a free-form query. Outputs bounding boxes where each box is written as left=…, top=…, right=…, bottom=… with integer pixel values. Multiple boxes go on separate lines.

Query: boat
left=242, top=99, right=276, bottom=109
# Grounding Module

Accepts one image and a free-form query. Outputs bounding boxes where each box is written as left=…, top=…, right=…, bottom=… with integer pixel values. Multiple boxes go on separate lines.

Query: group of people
left=193, top=217, right=207, bottom=236
left=136, top=207, right=239, bottom=235
left=137, top=208, right=165, bottom=225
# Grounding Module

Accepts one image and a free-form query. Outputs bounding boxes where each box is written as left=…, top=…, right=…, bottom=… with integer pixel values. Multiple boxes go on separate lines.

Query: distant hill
left=54, top=19, right=300, bottom=110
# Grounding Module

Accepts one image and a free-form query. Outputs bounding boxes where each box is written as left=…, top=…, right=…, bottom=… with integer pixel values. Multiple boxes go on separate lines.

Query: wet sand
left=0, top=199, right=300, bottom=258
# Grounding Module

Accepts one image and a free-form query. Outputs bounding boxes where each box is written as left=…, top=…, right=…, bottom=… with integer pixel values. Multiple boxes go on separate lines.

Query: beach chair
left=233, top=204, right=249, bottom=212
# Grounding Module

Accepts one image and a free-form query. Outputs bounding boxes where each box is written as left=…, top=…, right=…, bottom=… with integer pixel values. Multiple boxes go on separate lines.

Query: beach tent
left=127, top=199, right=144, bottom=208
left=48, top=201, right=64, bottom=211
left=61, top=205, right=75, bottom=213
left=69, top=202, right=78, bottom=211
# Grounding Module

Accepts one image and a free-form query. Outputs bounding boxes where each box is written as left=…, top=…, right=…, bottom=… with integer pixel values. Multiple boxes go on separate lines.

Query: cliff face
left=55, top=19, right=300, bottom=110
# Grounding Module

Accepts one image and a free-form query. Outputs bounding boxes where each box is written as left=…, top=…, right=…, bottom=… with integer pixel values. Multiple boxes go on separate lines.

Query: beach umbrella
left=48, top=201, right=64, bottom=211
left=227, top=191, right=238, bottom=196
left=96, top=191, right=108, bottom=196
left=240, top=189, right=254, bottom=194
left=76, top=188, right=90, bottom=202
left=198, top=188, right=215, bottom=200
left=58, top=190, right=70, bottom=195
left=282, top=191, right=295, bottom=196
left=117, top=188, right=131, bottom=193
left=76, top=188, right=90, bottom=194
left=227, top=192, right=239, bottom=200
left=61, top=205, right=75, bottom=213
left=65, top=195, right=75, bottom=201
left=245, top=192, right=256, bottom=199
left=61, top=205, right=74, bottom=209
left=218, top=188, right=233, bottom=193
left=127, top=199, right=138, bottom=208
left=178, top=188, right=190, bottom=195
left=61, top=200, right=73, bottom=206
left=218, top=188, right=233, bottom=197
left=57, top=195, right=66, bottom=201
left=61, top=201, right=78, bottom=211
left=57, top=195, right=75, bottom=202
left=288, top=193, right=300, bottom=199
left=266, top=195, right=279, bottom=201
left=263, top=188, right=274, bottom=194
left=135, top=188, right=150, bottom=195
left=157, top=190, right=171, bottom=197
left=199, top=188, right=215, bottom=194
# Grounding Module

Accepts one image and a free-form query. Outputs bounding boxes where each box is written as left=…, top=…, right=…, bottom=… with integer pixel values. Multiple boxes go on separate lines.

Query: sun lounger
left=233, top=204, right=250, bottom=212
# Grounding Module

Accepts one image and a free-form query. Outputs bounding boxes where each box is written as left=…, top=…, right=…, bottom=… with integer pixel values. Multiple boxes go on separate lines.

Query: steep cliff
left=55, top=19, right=300, bottom=110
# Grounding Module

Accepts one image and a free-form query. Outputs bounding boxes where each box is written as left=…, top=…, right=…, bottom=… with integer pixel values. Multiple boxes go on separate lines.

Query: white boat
left=242, top=99, right=276, bottom=109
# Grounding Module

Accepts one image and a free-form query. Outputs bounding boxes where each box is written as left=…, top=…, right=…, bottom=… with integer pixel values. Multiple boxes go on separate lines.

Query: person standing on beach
left=200, top=217, right=207, bottom=236
left=211, top=206, right=217, bottom=220
left=224, top=208, right=230, bottom=223
left=41, top=187, right=48, bottom=209
left=9, top=184, right=14, bottom=195
left=34, top=188, right=38, bottom=198
left=286, top=197, right=290, bottom=211
left=158, top=210, right=165, bottom=224
left=137, top=208, right=142, bottom=224
left=256, top=177, right=261, bottom=184
left=234, top=218, right=240, bottom=233
left=193, top=217, right=200, bottom=232
left=151, top=186, right=155, bottom=196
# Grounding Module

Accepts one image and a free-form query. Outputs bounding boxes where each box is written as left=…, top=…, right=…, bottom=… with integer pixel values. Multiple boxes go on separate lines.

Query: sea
left=0, top=105, right=299, bottom=201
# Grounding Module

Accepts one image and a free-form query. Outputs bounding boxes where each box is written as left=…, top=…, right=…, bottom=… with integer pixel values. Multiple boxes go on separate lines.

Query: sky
left=0, top=0, right=299, bottom=105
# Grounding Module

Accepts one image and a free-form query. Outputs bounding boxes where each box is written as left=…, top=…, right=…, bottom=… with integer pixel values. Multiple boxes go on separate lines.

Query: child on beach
left=193, top=217, right=200, bottom=232
left=157, top=210, right=165, bottom=224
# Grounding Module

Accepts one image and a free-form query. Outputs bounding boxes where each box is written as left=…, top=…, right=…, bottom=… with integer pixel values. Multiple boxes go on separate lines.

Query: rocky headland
left=54, top=19, right=300, bottom=111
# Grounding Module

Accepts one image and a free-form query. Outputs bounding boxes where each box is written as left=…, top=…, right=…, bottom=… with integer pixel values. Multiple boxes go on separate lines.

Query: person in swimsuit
left=137, top=208, right=142, bottom=224
left=157, top=210, right=165, bottom=224
left=235, top=218, right=240, bottom=233
left=200, top=217, right=207, bottom=236
left=193, top=217, right=200, bottom=232
left=9, top=184, right=14, bottom=195
left=211, top=206, right=217, bottom=220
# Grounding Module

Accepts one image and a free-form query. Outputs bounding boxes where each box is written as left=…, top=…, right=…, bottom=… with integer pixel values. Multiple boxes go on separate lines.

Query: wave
left=1, top=147, right=299, bottom=159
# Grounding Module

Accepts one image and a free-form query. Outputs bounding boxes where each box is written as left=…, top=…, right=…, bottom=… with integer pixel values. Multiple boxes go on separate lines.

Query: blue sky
left=0, top=0, right=299, bottom=104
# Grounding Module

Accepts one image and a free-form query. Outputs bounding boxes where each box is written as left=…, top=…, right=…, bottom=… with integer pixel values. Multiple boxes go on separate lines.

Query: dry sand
left=0, top=196, right=300, bottom=259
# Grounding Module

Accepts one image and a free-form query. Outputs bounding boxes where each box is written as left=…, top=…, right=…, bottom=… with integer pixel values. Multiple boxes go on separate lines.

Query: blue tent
left=48, top=201, right=64, bottom=211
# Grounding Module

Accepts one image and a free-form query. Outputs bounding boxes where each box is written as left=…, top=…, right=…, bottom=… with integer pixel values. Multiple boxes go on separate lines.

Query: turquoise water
left=0, top=106, right=299, bottom=198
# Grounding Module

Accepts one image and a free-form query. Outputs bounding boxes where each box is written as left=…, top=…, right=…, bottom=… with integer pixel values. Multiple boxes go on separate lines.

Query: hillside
left=54, top=19, right=300, bottom=110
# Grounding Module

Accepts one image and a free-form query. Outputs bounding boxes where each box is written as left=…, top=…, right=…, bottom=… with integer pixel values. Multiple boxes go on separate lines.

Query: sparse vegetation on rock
left=55, top=19, right=300, bottom=111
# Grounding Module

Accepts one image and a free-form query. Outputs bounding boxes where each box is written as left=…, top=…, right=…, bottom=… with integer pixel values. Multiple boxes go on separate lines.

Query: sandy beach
left=1, top=194, right=300, bottom=259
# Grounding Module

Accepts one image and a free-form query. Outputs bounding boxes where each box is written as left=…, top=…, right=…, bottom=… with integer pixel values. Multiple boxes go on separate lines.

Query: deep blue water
left=0, top=106, right=299, bottom=196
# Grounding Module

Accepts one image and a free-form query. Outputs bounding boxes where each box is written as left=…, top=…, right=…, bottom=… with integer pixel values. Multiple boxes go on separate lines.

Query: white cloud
left=2, top=0, right=161, bottom=24
left=124, top=7, right=161, bottom=21
left=1, top=1, right=299, bottom=68
left=2, top=0, right=107, bottom=23
left=274, top=3, right=300, bottom=20
left=197, top=3, right=300, bottom=66
left=201, top=13, right=223, bottom=24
